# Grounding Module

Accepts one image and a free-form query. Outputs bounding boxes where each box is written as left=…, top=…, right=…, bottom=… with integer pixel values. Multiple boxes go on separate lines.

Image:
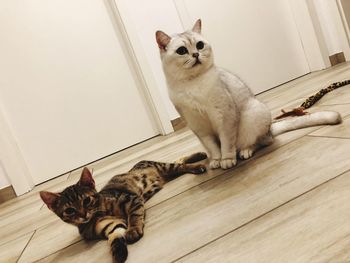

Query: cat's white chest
left=171, top=85, right=207, bottom=114
left=168, top=73, right=217, bottom=115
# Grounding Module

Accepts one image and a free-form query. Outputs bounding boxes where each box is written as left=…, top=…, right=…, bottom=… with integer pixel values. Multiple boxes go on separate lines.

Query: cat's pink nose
left=192, top=53, right=199, bottom=58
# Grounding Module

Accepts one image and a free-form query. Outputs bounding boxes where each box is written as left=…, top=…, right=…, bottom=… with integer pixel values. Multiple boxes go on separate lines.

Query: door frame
left=0, top=107, right=34, bottom=196
left=337, top=0, right=350, bottom=44
left=106, top=0, right=174, bottom=136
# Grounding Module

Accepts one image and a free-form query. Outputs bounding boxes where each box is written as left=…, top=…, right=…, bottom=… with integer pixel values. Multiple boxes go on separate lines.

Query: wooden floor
left=1, top=63, right=350, bottom=263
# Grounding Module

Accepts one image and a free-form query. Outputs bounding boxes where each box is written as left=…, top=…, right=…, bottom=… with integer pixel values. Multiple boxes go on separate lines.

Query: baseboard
left=0, top=185, right=16, bottom=204
left=171, top=117, right=187, bottom=131
left=329, top=52, right=346, bottom=66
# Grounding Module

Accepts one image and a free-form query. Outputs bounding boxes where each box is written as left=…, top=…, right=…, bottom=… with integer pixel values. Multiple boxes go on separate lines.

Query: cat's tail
left=98, top=220, right=128, bottom=263
left=110, top=235, right=128, bottom=263
left=108, top=227, right=128, bottom=263
left=270, top=111, right=341, bottom=136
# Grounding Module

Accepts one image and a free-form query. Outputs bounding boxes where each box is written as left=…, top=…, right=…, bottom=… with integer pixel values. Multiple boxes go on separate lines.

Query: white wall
left=118, top=0, right=182, bottom=120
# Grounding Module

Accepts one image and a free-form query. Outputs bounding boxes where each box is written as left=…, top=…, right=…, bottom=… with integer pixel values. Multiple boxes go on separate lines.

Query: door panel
left=175, top=0, right=310, bottom=93
left=0, top=0, right=158, bottom=184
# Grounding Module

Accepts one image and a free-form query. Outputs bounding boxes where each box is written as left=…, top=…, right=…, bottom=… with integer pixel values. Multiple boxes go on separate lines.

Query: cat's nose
left=192, top=53, right=199, bottom=58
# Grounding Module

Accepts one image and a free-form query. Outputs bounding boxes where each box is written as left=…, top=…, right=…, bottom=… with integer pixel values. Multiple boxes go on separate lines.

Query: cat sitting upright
left=40, top=152, right=207, bottom=263
left=156, top=19, right=341, bottom=170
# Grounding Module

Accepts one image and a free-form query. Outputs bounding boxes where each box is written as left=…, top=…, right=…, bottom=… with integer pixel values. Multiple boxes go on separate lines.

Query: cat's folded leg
left=126, top=196, right=145, bottom=244
left=239, top=133, right=273, bottom=160
left=237, top=99, right=271, bottom=160
left=239, top=147, right=255, bottom=160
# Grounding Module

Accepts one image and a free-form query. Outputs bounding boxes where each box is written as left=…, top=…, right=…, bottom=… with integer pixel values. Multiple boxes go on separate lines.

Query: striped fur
left=40, top=152, right=207, bottom=263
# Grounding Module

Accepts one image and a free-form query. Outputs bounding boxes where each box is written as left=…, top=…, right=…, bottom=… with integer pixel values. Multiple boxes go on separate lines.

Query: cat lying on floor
left=40, top=152, right=207, bottom=263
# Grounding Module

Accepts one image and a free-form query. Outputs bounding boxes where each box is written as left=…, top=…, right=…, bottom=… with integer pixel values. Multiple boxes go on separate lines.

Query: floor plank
left=177, top=170, right=350, bottom=263
left=310, top=114, right=350, bottom=139
left=0, top=232, right=34, bottom=263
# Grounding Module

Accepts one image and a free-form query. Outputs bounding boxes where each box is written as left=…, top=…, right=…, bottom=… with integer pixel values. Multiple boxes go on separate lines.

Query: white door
left=0, top=0, right=158, bottom=184
left=175, top=0, right=310, bottom=94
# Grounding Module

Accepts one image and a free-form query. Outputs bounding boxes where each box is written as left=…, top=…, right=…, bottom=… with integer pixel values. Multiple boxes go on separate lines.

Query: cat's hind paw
left=239, top=148, right=254, bottom=160
left=125, top=227, right=143, bottom=244
left=209, top=159, right=221, bottom=169
left=220, top=158, right=237, bottom=169
left=191, top=164, right=207, bottom=174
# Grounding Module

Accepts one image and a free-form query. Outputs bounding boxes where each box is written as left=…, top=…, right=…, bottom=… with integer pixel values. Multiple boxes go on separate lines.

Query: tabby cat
left=40, top=152, right=207, bottom=263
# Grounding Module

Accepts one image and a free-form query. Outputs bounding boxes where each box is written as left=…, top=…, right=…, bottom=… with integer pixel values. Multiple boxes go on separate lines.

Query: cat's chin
left=192, top=61, right=202, bottom=67
left=70, top=218, right=92, bottom=225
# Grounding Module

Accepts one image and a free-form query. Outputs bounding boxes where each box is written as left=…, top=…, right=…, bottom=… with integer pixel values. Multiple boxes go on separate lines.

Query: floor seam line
left=0, top=229, right=38, bottom=248
left=16, top=230, right=36, bottom=263
left=307, top=135, right=350, bottom=140
left=32, top=239, right=82, bottom=263
left=171, top=167, right=350, bottom=263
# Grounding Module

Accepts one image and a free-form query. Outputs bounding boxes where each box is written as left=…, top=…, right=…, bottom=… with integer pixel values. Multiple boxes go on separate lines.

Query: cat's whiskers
left=183, top=59, right=191, bottom=66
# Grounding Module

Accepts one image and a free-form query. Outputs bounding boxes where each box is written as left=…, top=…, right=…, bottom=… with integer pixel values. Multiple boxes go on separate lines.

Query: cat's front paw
left=209, top=159, right=221, bottom=169
left=239, top=148, right=254, bottom=160
left=220, top=158, right=237, bottom=169
left=125, top=227, right=143, bottom=244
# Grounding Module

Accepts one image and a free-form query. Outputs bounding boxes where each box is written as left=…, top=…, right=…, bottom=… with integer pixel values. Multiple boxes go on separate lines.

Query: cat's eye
left=176, top=46, right=188, bottom=55
left=64, top=207, right=76, bottom=215
left=83, top=197, right=91, bottom=207
left=196, top=41, right=204, bottom=50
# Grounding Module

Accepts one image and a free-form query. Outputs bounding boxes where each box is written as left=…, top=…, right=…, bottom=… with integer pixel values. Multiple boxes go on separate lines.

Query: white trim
left=289, top=0, right=330, bottom=71
left=0, top=106, right=34, bottom=196
left=330, top=0, right=350, bottom=60
left=308, top=0, right=350, bottom=61
left=106, top=0, right=174, bottom=135
left=337, top=0, right=350, bottom=44
left=335, top=0, right=350, bottom=60
left=304, top=0, right=332, bottom=68
left=173, top=0, right=192, bottom=29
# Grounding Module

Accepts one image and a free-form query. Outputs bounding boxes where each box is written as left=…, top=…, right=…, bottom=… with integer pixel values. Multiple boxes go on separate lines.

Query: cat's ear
left=192, top=19, right=202, bottom=34
left=156, top=31, right=171, bottom=51
left=78, top=167, right=95, bottom=189
left=40, top=191, right=60, bottom=210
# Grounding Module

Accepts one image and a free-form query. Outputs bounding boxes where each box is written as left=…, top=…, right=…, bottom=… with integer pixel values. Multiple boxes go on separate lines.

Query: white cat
left=156, top=19, right=341, bottom=169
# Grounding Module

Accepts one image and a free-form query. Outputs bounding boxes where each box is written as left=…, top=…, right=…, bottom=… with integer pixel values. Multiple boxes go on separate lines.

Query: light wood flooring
left=1, top=63, right=350, bottom=263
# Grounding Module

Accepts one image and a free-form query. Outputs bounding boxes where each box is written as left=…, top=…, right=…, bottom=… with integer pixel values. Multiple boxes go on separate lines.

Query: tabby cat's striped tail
left=271, top=111, right=341, bottom=136
left=96, top=218, right=128, bottom=263
left=110, top=235, right=128, bottom=263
